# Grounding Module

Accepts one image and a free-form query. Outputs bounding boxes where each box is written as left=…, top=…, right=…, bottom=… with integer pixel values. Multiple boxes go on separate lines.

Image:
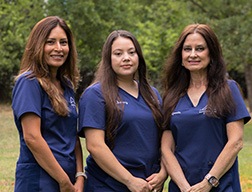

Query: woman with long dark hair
left=78, top=30, right=167, bottom=192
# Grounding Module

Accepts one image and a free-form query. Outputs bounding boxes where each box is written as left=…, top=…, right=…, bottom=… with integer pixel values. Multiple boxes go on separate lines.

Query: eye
left=46, top=40, right=55, bottom=45
left=60, top=40, right=68, bottom=46
left=129, top=50, right=136, bottom=56
left=113, top=51, right=122, bottom=56
left=196, top=47, right=205, bottom=52
left=183, top=47, right=191, bottom=52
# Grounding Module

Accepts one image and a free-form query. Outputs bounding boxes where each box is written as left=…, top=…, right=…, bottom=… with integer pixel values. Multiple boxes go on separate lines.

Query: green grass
left=0, top=104, right=252, bottom=191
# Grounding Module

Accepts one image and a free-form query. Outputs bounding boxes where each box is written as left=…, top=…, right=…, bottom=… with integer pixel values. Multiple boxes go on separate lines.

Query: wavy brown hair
left=162, top=24, right=236, bottom=129
left=93, top=30, right=163, bottom=148
left=16, top=16, right=79, bottom=116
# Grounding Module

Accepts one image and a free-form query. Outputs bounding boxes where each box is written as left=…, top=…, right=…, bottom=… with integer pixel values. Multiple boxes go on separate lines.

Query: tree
left=187, top=0, right=252, bottom=111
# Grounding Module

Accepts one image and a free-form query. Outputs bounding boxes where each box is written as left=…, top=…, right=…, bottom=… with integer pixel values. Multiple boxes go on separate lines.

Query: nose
left=190, top=49, right=197, bottom=57
left=54, top=42, right=63, bottom=51
left=123, top=53, right=130, bottom=61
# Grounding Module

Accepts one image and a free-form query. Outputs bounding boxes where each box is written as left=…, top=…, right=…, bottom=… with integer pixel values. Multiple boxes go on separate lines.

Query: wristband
left=75, top=171, right=87, bottom=179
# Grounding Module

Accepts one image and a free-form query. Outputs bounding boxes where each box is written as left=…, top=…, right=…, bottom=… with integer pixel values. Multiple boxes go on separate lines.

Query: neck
left=190, top=76, right=207, bottom=89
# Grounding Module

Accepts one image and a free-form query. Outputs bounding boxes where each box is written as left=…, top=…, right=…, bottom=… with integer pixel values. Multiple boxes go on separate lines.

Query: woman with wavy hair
left=12, top=16, right=84, bottom=192
left=161, top=24, right=250, bottom=192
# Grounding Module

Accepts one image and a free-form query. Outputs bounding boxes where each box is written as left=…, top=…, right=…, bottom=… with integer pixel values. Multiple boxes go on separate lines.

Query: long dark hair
left=162, top=24, right=235, bottom=129
left=17, top=16, right=79, bottom=116
left=93, top=30, right=163, bottom=148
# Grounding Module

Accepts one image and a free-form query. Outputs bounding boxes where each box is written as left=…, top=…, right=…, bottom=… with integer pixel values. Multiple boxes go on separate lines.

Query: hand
left=146, top=173, right=166, bottom=192
left=188, top=179, right=212, bottom=192
left=126, top=176, right=152, bottom=192
left=59, top=179, right=76, bottom=192
left=74, top=176, right=85, bottom=192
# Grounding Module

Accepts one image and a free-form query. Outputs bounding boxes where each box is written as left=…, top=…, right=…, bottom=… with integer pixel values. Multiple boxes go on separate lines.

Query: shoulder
left=80, top=82, right=103, bottom=100
left=14, top=71, right=41, bottom=91
left=150, top=86, right=161, bottom=97
left=227, top=79, right=242, bottom=93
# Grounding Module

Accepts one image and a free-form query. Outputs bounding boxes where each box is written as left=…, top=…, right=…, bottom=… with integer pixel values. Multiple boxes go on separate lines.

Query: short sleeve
left=151, top=86, right=162, bottom=106
left=226, top=80, right=251, bottom=124
left=78, top=83, right=106, bottom=137
left=12, top=75, right=42, bottom=120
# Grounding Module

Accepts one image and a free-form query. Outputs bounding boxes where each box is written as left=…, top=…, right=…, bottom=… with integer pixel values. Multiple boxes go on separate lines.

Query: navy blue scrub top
left=12, top=72, right=78, bottom=192
left=167, top=80, right=251, bottom=192
left=78, top=82, right=162, bottom=191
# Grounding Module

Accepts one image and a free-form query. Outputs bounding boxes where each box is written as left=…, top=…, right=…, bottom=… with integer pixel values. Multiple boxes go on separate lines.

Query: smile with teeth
left=189, top=60, right=200, bottom=64
left=51, top=55, right=64, bottom=59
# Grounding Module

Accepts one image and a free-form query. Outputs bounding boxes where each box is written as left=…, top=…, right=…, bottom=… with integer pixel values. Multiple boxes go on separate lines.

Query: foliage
left=0, top=0, right=251, bottom=103
left=0, top=0, right=45, bottom=102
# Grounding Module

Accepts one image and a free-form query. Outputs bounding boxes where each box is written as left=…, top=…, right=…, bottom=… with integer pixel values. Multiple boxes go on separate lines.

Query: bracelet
left=75, top=171, right=87, bottom=179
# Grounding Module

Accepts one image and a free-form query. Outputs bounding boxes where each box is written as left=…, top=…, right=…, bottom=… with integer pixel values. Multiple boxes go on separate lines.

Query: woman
left=12, top=16, right=84, bottom=192
left=78, top=30, right=167, bottom=192
left=161, top=23, right=251, bottom=192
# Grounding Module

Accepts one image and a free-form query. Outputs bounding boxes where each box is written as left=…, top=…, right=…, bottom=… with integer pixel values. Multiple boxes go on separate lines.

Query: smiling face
left=44, top=25, right=69, bottom=72
left=182, top=33, right=210, bottom=73
left=111, top=37, right=139, bottom=80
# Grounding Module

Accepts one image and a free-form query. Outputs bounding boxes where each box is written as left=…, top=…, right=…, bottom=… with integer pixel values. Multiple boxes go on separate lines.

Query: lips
left=51, top=55, right=64, bottom=60
left=188, top=60, right=200, bottom=64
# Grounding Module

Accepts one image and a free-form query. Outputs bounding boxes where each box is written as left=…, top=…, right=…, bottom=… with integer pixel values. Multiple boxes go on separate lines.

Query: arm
left=190, top=119, right=244, bottom=191
left=161, top=130, right=191, bottom=192
left=21, top=113, right=75, bottom=192
left=74, top=136, right=84, bottom=192
left=85, top=128, right=152, bottom=192
left=146, top=158, right=168, bottom=192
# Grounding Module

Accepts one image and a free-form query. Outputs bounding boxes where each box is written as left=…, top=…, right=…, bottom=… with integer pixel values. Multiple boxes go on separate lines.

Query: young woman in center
left=78, top=30, right=167, bottom=192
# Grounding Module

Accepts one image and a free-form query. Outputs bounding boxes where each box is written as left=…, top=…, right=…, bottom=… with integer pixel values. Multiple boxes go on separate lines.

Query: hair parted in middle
left=93, top=30, right=163, bottom=148
left=162, top=24, right=236, bottom=129
left=17, top=16, right=79, bottom=116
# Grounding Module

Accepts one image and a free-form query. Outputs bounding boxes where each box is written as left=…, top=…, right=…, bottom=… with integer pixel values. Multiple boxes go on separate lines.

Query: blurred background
left=0, top=0, right=252, bottom=191
left=0, top=0, right=252, bottom=109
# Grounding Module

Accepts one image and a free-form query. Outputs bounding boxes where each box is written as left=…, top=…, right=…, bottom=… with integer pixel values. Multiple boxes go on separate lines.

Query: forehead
left=112, top=37, right=134, bottom=50
left=183, top=33, right=207, bottom=46
left=48, top=25, right=67, bottom=38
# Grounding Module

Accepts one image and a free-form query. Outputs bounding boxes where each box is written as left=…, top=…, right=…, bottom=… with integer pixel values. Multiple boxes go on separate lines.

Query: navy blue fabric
left=166, top=80, right=251, bottom=191
left=12, top=72, right=78, bottom=191
left=78, top=82, right=161, bottom=191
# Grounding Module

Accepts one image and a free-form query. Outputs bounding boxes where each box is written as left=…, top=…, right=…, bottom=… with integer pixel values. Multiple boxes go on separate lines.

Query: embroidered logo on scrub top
left=116, top=100, right=128, bottom=105
left=172, top=111, right=181, bottom=115
left=70, top=97, right=76, bottom=107
left=199, top=105, right=207, bottom=114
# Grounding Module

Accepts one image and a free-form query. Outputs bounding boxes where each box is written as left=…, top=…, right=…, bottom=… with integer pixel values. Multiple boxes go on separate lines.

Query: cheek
left=64, top=46, right=70, bottom=55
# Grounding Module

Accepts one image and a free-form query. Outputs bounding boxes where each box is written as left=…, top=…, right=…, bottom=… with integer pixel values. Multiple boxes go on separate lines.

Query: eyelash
left=46, top=40, right=68, bottom=45
left=113, top=51, right=136, bottom=56
left=183, top=47, right=205, bottom=52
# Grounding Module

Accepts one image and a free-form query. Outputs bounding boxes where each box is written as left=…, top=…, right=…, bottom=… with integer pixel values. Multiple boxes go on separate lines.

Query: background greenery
left=0, top=104, right=252, bottom=191
left=1, top=0, right=252, bottom=191
left=1, top=0, right=252, bottom=109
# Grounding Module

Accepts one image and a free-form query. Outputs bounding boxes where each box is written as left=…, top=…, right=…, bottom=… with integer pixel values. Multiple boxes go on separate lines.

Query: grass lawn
left=0, top=104, right=252, bottom=191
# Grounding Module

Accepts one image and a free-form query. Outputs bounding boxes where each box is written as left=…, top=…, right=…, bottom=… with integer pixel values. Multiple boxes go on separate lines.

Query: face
left=182, top=33, right=210, bottom=73
left=111, top=37, right=139, bottom=80
left=44, top=25, right=69, bottom=72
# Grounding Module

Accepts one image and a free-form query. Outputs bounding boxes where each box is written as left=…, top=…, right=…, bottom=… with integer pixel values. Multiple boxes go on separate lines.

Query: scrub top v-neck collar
left=185, top=91, right=206, bottom=108
left=118, top=85, right=139, bottom=100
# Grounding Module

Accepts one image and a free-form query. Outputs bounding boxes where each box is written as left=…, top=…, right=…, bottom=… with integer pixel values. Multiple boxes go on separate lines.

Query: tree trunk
left=244, top=63, right=252, bottom=112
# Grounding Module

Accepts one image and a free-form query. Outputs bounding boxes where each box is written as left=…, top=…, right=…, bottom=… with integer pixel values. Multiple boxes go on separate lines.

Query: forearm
left=162, top=150, right=190, bottom=191
left=25, top=136, right=70, bottom=185
left=75, top=137, right=84, bottom=172
left=90, top=143, right=134, bottom=185
left=161, top=130, right=190, bottom=191
left=208, top=139, right=242, bottom=179
left=206, top=120, right=244, bottom=180
left=159, top=159, right=168, bottom=179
